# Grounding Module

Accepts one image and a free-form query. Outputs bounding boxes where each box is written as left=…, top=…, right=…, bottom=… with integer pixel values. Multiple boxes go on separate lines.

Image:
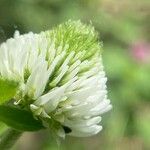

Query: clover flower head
left=0, top=20, right=112, bottom=137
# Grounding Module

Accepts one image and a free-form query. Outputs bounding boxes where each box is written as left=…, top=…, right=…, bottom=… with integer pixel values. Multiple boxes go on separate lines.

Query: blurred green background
left=0, top=0, right=150, bottom=150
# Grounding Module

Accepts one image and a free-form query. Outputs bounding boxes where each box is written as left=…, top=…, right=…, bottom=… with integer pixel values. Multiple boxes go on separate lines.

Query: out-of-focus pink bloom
left=131, top=41, right=150, bottom=63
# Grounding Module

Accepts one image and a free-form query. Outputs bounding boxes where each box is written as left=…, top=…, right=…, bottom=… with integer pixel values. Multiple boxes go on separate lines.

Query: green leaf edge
left=0, top=78, right=19, bottom=105
left=0, top=105, right=45, bottom=131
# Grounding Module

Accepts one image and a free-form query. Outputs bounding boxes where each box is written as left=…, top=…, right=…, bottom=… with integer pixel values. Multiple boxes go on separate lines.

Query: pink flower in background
left=131, top=41, right=150, bottom=63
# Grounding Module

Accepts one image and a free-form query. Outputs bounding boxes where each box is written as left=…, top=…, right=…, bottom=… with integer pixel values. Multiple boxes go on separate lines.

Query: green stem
left=0, top=128, right=22, bottom=150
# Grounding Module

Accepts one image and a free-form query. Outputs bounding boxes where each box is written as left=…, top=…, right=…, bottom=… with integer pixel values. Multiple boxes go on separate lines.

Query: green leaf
left=0, top=105, right=45, bottom=131
left=0, top=122, right=8, bottom=134
left=0, top=79, right=19, bottom=104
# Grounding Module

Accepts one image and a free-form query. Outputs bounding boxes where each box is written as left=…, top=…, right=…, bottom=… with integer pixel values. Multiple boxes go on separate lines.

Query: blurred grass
left=0, top=0, right=150, bottom=150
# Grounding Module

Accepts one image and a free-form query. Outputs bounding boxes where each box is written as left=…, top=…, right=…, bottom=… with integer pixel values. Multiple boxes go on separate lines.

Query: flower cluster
left=0, top=20, right=112, bottom=137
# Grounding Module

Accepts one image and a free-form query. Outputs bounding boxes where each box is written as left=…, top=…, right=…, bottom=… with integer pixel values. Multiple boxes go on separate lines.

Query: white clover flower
left=0, top=20, right=112, bottom=137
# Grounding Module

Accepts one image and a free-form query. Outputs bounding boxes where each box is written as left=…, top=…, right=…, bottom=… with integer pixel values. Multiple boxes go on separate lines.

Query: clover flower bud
left=0, top=20, right=112, bottom=137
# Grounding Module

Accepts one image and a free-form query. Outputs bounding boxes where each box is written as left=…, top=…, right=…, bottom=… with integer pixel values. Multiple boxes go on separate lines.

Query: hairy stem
left=0, top=128, right=22, bottom=150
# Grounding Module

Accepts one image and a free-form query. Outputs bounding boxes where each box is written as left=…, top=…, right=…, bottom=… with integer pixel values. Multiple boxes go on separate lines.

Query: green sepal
left=0, top=105, right=45, bottom=131
left=0, top=79, right=19, bottom=105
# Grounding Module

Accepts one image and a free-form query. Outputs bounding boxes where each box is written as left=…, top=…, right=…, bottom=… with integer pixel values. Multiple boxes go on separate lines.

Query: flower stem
left=0, top=128, right=22, bottom=150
